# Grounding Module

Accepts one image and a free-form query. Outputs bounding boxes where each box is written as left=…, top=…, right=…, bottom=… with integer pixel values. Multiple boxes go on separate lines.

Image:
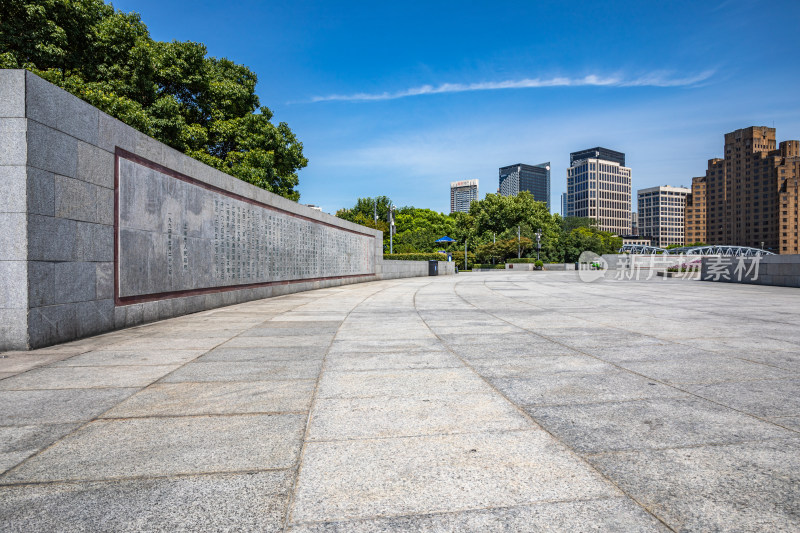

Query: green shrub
left=506, top=258, right=538, bottom=263
left=383, top=253, right=446, bottom=261
left=472, top=264, right=505, bottom=269
left=535, top=260, right=544, bottom=268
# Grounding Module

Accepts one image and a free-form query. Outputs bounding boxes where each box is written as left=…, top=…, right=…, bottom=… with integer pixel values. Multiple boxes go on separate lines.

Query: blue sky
left=114, top=0, right=800, bottom=214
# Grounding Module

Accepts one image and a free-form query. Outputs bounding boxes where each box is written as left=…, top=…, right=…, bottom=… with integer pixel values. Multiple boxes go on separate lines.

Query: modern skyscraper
left=637, top=186, right=691, bottom=247
left=684, top=175, right=709, bottom=244
left=566, top=147, right=632, bottom=234
left=450, top=179, right=479, bottom=213
left=684, top=126, right=800, bottom=253
left=498, top=163, right=551, bottom=211
left=561, top=192, right=569, bottom=217
left=630, top=211, right=639, bottom=236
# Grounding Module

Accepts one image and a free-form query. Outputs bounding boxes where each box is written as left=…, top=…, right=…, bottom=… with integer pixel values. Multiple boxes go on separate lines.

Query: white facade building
left=450, top=179, right=479, bottom=213
left=637, top=185, right=691, bottom=247
left=566, top=147, right=632, bottom=234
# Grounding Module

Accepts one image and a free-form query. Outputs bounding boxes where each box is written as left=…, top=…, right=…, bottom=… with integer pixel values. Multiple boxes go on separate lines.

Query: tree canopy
left=335, top=193, right=623, bottom=261
left=0, top=0, right=307, bottom=200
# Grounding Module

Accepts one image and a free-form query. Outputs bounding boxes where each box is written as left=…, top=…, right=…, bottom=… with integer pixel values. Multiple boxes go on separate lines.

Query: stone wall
left=0, top=71, right=447, bottom=350
left=700, top=255, right=800, bottom=287
left=380, top=260, right=455, bottom=279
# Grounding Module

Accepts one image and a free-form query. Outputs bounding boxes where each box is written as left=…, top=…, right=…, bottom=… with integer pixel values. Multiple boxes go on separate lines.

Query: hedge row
left=383, top=253, right=446, bottom=261
left=506, top=258, right=538, bottom=263
left=472, top=264, right=506, bottom=269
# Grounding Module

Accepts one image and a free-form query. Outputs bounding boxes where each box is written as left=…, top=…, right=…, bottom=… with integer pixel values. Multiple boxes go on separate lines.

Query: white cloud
left=309, top=70, right=716, bottom=103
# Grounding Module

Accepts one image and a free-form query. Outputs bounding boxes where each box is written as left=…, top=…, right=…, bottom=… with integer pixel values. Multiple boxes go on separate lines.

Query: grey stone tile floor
left=1, top=272, right=799, bottom=531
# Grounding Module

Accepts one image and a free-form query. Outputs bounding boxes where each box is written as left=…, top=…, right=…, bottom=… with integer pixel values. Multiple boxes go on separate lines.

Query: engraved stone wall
left=117, top=155, right=374, bottom=301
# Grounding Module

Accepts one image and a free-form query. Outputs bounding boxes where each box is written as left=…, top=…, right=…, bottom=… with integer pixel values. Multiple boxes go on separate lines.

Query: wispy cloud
left=309, top=70, right=716, bottom=103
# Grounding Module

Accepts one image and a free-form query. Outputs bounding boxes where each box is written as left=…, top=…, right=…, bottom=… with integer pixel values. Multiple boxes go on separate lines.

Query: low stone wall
left=505, top=263, right=536, bottom=270
left=0, top=70, right=448, bottom=350
left=380, top=260, right=454, bottom=279
left=544, top=263, right=576, bottom=271
left=504, top=263, right=575, bottom=271
left=700, top=255, right=800, bottom=287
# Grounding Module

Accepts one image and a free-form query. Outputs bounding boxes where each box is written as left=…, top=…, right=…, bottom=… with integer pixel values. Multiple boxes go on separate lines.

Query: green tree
left=0, top=0, right=307, bottom=200
left=335, top=196, right=393, bottom=227
left=475, top=238, right=533, bottom=263
left=562, top=227, right=622, bottom=263
left=393, top=207, right=457, bottom=253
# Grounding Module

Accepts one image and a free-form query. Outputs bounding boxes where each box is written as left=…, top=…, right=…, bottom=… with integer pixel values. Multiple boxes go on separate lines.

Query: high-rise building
left=566, top=147, right=632, bottom=234
left=684, top=126, right=800, bottom=253
left=499, top=163, right=551, bottom=211
left=637, top=186, right=691, bottom=247
left=450, top=179, right=479, bottom=213
left=684, top=175, right=709, bottom=244
left=630, top=211, right=639, bottom=236
left=561, top=192, right=569, bottom=217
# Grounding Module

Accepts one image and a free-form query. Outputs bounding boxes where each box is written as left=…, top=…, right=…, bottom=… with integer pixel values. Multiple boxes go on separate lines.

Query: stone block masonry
left=701, top=254, right=800, bottom=287
left=0, top=70, right=444, bottom=350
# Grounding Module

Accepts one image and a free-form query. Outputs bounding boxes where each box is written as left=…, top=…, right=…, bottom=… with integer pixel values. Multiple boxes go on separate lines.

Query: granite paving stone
left=102, top=380, right=316, bottom=418
left=450, top=342, right=581, bottom=359
left=0, top=470, right=293, bottom=533
left=468, top=354, right=616, bottom=379
left=197, top=346, right=327, bottom=363
left=307, top=393, right=529, bottom=441
left=52, top=349, right=206, bottom=367
left=528, top=397, right=793, bottom=453
left=0, top=352, right=71, bottom=373
left=324, top=350, right=461, bottom=372
left=587, top=437, right=800, bottom=532
left=0, top=424, right=79, bottom=473
left=287, top=498, right=669, bottom=532
left=316, top=368, right=494, bottom=399
left=2, top=414, right=306, bottom=483
left=0, top=364, right=180, bottom=390
left=770, top=416, right=800, bottom=432
left=617, top=353, right=793, bottom=385
left=290, top=430, right=620, bottom=523
left=105, top=336, right=227, bottom=351
left=491, top=370, right=683, bottom=407
left=0, top=388, right=139, bottom=425
left=221, top=336, right=333, bottom=348
left=327, top=339, right=444, bottom=354
left=685, top=378, right=800, bottom=418
left=162, top=360, right=323, bottom=382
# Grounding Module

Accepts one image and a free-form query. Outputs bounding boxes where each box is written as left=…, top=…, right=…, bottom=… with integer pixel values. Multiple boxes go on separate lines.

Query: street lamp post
left=536, top=228, right=542, bottom=261
left=388, top=204, right=395, bottom=254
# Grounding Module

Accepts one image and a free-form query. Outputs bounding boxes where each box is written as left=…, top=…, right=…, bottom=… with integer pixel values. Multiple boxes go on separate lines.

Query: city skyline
left=109, top=1, right=800, bottom=214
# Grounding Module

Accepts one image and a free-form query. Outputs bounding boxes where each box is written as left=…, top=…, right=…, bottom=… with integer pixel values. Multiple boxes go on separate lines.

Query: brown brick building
left=684, top=175, right=708, bottom=244
left=684, top=127, right=800, bottom=253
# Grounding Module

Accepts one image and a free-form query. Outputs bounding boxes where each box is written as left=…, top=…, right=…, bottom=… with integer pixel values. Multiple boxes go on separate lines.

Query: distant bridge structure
left=619, top=244, right=775, bottom=257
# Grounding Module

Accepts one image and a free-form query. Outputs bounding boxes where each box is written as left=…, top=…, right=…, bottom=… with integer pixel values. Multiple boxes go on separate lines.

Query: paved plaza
left=1, top=272, right=799, bottom=531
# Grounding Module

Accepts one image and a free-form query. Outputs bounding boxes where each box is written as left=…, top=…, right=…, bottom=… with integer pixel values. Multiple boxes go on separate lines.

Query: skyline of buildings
left=683, top=126, right=800, bottom=254
left=637, top=185, right=690, bottom=248
left=441, top=127, right=799, bottom=255
left=498, top=163, right=551, bottom=211
left=449, top=179, right=479, bottom=213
